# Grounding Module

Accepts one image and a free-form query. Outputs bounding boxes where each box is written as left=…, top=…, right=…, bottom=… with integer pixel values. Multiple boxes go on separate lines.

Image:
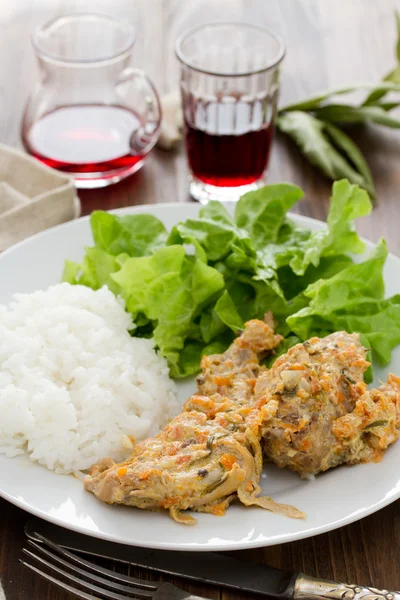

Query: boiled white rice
left=0, top=283, right=178, bottom=474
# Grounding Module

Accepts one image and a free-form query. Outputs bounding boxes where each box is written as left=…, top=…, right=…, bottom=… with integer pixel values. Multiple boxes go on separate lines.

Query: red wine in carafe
left=23, top=105, right=145, bottom=175
left=184, top=100, right=274, bottom=187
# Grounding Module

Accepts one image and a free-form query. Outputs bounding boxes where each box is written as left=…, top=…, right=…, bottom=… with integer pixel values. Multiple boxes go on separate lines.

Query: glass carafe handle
left=116, top=67, right=162, bottom=156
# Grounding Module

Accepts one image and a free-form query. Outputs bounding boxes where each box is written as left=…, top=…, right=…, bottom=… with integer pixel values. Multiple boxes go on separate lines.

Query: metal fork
left=20, top=533, right=209, bottom=600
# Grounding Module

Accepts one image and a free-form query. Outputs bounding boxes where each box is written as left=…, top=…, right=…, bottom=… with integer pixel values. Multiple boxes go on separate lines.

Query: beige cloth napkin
left=0, top=581, right=5, bottom=599
left=0, top=144, right=80, bottom=252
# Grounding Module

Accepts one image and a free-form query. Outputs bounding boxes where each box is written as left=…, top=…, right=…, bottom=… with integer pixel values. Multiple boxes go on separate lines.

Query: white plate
left=1, top=202, right=400, bottom=552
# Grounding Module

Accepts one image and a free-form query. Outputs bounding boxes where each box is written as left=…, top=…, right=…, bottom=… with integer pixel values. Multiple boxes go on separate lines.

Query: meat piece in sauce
left=84, top=318, right=305, bottom=524
left=258, top=332, right=400, bottom=477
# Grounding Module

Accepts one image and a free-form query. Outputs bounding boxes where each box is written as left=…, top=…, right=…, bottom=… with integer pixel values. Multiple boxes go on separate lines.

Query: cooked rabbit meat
left=85, top=319, right=304, bottom=524
left=332, top=373, right=400, bottom=464
left=258, top=332, right=400, bottom=477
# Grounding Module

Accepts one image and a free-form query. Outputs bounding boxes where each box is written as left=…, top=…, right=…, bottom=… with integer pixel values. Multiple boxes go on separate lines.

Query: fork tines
left=20, top=533, right=156, bottom=600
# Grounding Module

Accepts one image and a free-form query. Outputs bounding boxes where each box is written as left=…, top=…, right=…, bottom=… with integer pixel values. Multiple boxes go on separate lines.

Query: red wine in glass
left=185, top=118, right=273, bottom=187
left=183, top=99, right=274, bottom=194
left=23, top=105, right=146, bottom=181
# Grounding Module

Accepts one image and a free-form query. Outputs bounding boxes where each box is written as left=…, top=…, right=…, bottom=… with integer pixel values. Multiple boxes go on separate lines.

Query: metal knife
left=25, top=519, right=400, bottom=600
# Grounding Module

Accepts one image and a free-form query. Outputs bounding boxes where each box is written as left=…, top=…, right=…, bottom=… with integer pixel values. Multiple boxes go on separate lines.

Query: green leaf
left=277, top=112, right=373, bottom=192
left=227, top=181, right=370, bottom=319
left=62, top=247, right=121, bottom=293
left=363, top=66, right=400, bottom=105
left=376, top=100, right=400, bottom=111
left=214, top=291, right=244, bottom=331
left=351, top=297, right=400, bottom=365
left=62, top=260, right=80, bottom=284
left=278, top=254, right=353, bottom=300
left=315, top=104, right=400, bottom=128
left=235, top=184, right=304, bottom=246
left=308, top=239, right=386, bottom=303
left=176, top=336, right=233, bottom=378
left=226, top=279, right=257, bottom=320
left=167, top=207, right=259, bottom=282
left=395, top=9, right=400, bottom=61
left=167, top=218, right=252, bottom=263
left=235, top=274, right=289, bottom=328
left=90, top=211, right=168, bottom=257
left=63, top=170, right=399, bottom=379
left=112, top=246, right=186, bottom=315
left=324, top=179, right=372, bottom=255
left=199, top=290, right=244, bottom=345
left=199, top=201, right=234, bottom=225
left=200, top=308, right=227, bottom=344
left=286, top=240, right=400, bottom=367
left=175, top=341, right=208, bottom=378
left=280, top=85, right=370, bottom=112
left=277, top=112, right=341, bottom=178
left=111, top=245, right=225, bottom=378
left=287, top=180, right=371, bottom=275
left=280, top=82, right=400, bottom=112
left=190, top=259, right=225, bottom=306
left=323, top=122, right=375, bottom=198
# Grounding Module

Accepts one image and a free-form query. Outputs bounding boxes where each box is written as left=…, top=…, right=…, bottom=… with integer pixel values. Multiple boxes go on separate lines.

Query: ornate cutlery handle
left=294, top=573, right=400, bottom=600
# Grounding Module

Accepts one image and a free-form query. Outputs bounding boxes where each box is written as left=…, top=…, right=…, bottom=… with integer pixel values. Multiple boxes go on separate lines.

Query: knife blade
left=25, top=518, right=296, bottom=598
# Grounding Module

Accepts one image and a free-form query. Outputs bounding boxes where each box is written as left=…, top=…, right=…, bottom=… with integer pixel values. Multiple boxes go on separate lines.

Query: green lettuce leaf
left=324, top=179, right=372, bottom=255
left=277, top=255, right=354, bottom=300
left=62, top=260, right=80, bottom=284
left=62, top=247, right=121, bottom=294
left=199, top=201, right=234, bottom=225
left=200, top=308, right=227, bottom=345
left=90, top=211, right=168, bottom=257
left=214, top=290, right=244, bottom=331
left=177, top=336, right=233, bottom=378
left=235, top=183, right=304, bottom=246
left=167, top=213, right=255, bottom=265
left=287, top=240, right=400, bottom=366
left=288, top=179, right=372, bottom=275
left=199, top=291, right=243, bottom=345
left=62, top=180, right=390, bottom=380
left=111, top=245, right=225, bottom=378
left=263, top=182, right=368, bottom=279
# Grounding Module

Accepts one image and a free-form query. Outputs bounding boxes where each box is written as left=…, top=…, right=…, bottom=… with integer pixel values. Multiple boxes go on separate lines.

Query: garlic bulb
left=157, top=90, right=183, bottom=150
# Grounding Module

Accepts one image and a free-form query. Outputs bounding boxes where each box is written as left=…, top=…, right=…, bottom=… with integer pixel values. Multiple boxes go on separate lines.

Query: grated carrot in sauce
left=187, top=396, right=215, bottom=411
left=256, top=396, right=267, bottom=409
left=220, top=453, right=238, bottom=470
left=214, top=375, right=233, bottom=386
left=162, top=497, right=180, bottom=509
left=211, top=503, right=226, bottom=516
left=176, top=455, right=192, bottom=466
left=337, top=391, right=345, bottom=404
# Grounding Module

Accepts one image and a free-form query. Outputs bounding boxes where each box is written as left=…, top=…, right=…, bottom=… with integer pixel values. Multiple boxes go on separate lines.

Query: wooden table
left=1, top=0, right=400, bottom=598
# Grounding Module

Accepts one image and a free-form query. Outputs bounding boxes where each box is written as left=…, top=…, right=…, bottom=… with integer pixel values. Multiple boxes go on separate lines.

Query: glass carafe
left=22, top=14, right=162, bottom=188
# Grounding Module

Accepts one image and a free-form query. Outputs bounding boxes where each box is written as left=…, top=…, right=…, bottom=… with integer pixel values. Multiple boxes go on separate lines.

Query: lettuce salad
left=63, top=180, right=400, bottom=380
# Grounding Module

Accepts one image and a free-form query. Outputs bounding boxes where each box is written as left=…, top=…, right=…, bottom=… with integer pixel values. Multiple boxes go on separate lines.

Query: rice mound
left=0, top=283, right=178, bottom=474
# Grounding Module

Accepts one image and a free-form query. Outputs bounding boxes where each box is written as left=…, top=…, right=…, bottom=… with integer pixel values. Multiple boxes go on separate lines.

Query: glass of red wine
left=175, top=23, right=285, bottom=203
left=21, top=14, right=162, bottom=188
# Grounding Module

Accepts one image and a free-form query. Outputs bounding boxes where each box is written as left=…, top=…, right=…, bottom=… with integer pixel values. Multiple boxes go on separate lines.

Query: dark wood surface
left=1, top=1, right=400, bottom=598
